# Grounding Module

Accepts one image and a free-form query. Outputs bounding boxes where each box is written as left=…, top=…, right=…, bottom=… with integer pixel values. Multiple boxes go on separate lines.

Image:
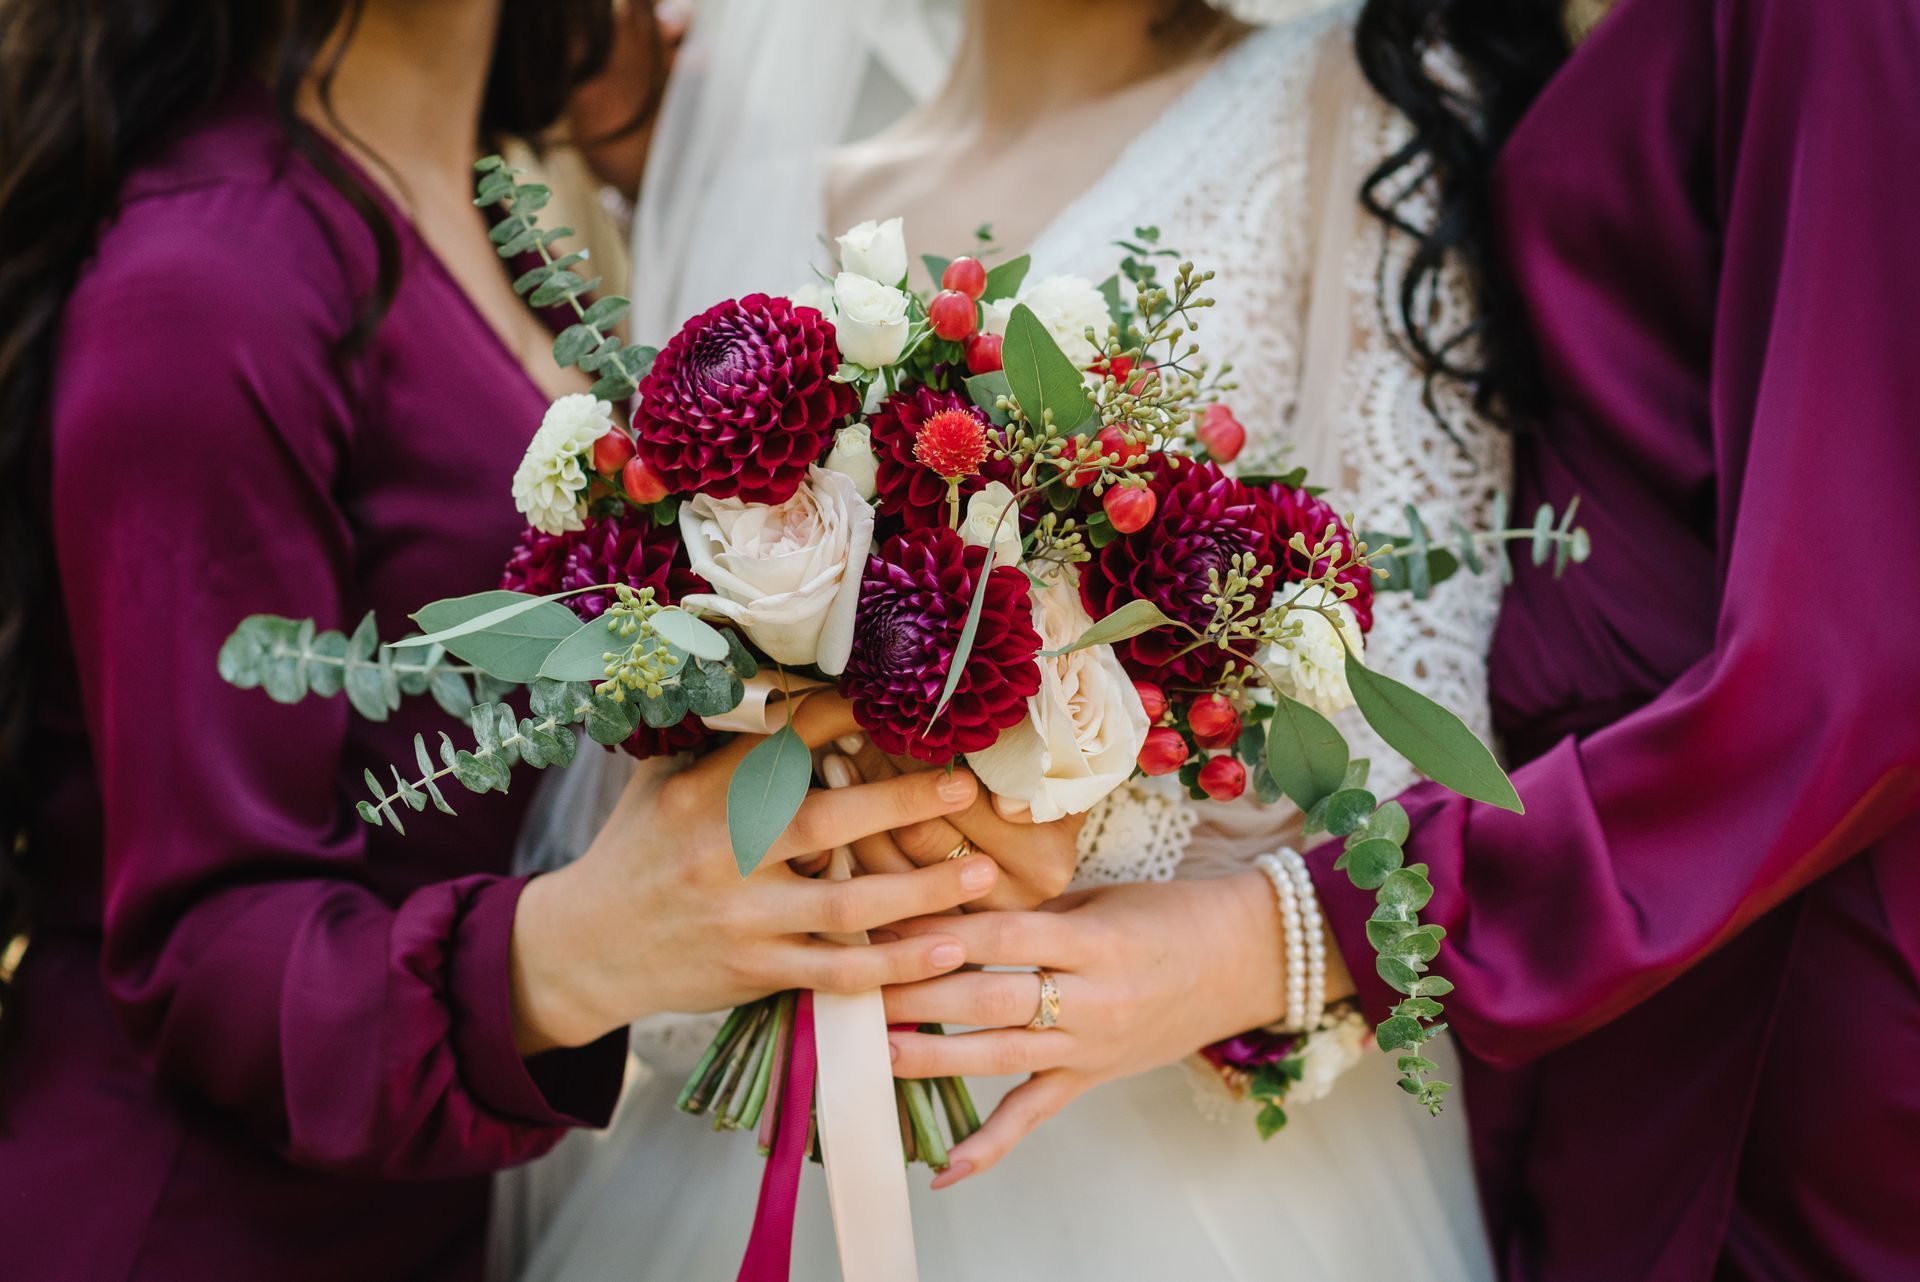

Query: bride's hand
left=828, top=737, right=1084, bottom=911
left=509, top=694, right=1001, bottom=1054
left=883, top=874, right=1327, bottom=1186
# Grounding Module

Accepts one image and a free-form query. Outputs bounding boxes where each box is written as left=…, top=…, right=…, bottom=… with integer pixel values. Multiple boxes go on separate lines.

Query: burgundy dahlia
left=1258, top=484, right=1373, bottom=633
left=630, top=293, right=855, bottom=504
left=558, top=513, right=716, bottom=759
left=840, top=527, right=1042, bottom=762
left=868, top=387, right=1012, bottom=530
left=1079, top=457, right=1274, bottom=686
left=499, top=525, right=577, bottom=597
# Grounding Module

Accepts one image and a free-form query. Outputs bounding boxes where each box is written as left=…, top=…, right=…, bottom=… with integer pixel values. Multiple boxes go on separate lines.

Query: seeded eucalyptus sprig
left=474, top=155, right=656, bottom=402
left=219, top=612, right=513, bottom=722
left=1364, top=495, right=1590, bottom=599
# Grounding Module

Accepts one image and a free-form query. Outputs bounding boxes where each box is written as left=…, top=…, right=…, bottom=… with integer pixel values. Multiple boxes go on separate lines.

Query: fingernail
left=959, top=859, right=995, bottom=892
left=938, top=774, right=975, bottom=803
left=932, top=1160, right=973, bottom=1189
left=870, top=929, right=899, bottom=943
left=819, top=754, right=854, bottom=788
left=836, top=734, right=866, bottom=754
left=930, top=943, right=964, bottom=968
left=888, top=1039, right=900, bottom=1062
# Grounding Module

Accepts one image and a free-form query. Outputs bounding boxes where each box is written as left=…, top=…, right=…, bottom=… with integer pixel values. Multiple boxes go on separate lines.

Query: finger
left=882, top=969, right=1055, bottom=1030
left=891, top=813, right=969, bottom=867
left=991, top=793, right=1034, bottom=823
left=823, top=753, right=917, bottom=875
left=693, top=692, right=865, bottom=781
left=766, top=767, right=979, bottom=866
left=934, top=1071, right=1086, bottom=1188
left=889, top=1027, right=1073, bottom=1079
left=772, top=934, right=970, bottom=995
left=883, top=910, right=1081, bottom=968
left=774, top=855, right=998, bottom=934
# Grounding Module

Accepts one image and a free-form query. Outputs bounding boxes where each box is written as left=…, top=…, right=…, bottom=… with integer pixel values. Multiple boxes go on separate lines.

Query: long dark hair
left=0, top=0, right=635, bottom=1024
left=1353, top=0, right=1575, bottom=426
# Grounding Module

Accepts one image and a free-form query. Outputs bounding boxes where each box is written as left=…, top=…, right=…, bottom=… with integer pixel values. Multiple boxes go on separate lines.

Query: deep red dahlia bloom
left=499, top=525, right=577, bottom=597
left=558, top=513, right=716, bottom=759
left=630, top=294, right=855, bottom=504
left=867, top=387, right=1011, bottom=530
left=840, top=527, right=1042, bottom=762
left=1079, top=457, right=1274, bottom=686
left=1258, top=484, right=1373, bottom=633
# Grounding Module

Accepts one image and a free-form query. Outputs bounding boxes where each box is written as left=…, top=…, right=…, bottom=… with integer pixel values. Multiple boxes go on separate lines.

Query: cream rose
left=676, top=466, right=874, bottom=674
left=1263, top=583, right=1365, bottom=715
left=960, top=481, right=1023, bottom=569
left=790, top=279, right=837, bottom=317
left=831, top=272, right=910, bottom=369
left=966, top=568, right=1149, bottom=822
left=835, top=217, right=908, bottom=286
left=823, top=423, right=878, bottom=500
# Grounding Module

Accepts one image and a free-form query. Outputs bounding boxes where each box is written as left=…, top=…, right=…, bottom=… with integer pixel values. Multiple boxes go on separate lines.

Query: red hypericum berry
left=621, top=456, right=670, bottom=505
left=1095, top=425, right=1147, bottom=469
left=964, top=333, right=1004, bottom=374
left=929, top=290, right=979, bottom=342
left=593, top=428, right=636, bottom=476
left=1197, top=404, right=1247, bottom=464
left=1056, top=437, right=1099, bottom=488
left=1090, top=354, right=1134, bottom=384
left=913, top=408, right=989, bottom=479
left=1187, top=693, right=1242, bottom=749
left=1132, top=679, right=1169, bottom=723
left=942, top=256, right=988, bottom=301
left=1102, top=483, right=1157, bottom=534
left=1198, top=755, right=1247, bottom=801
left=1138, top=726, right=1190, bottom=776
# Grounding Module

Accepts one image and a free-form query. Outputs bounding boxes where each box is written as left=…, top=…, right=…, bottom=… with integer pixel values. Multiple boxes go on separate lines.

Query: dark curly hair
left=0, top=0, right=639, bottom=1041
left=1354, top=0, right=1576, bottom=427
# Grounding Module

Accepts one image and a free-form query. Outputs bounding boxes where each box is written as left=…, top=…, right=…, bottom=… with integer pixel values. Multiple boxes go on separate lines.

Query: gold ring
left=1027, top=970, right=1061, bottom=1030
left=943, top=837, right=974, bottom=862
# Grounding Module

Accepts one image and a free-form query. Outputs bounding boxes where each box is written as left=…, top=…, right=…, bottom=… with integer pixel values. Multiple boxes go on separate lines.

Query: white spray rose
left=790, top=279, right=837, bottom=317
left=832, top=272, right=911, bottom=369
left=835, top=217, right=908, bottom=286
left=511, top=393, right=612, bottom=535
left=676, top=466, right=874, bottom=674
left=1013, top=275, right=1111, bottom=366
left=979, top=297, right=1014, bottom=338
left=960, top=481, right=1023, bottom=569
left=966, top=568, right=1150, bottom=823
left=824, top=423, right=879, bottom=500
left=1263, top=583, right=1366, bottom=715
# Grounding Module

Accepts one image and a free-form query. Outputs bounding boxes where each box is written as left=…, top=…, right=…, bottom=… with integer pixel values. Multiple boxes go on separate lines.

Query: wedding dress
left=494, top=3, right=1506, bottom=1278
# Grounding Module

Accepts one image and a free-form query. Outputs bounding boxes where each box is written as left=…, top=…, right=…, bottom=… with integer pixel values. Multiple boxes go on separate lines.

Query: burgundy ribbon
left=735, top=992, right=817, bottom=1282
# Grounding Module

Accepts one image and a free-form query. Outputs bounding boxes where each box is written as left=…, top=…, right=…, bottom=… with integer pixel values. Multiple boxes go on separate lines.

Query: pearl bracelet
left=1255, top=849, right=1328, bottom=1033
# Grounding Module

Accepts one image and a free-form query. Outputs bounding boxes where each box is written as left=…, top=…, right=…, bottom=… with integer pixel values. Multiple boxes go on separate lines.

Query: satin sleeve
left=48, top=189, right=623, bottom=1177
left=1310, top=0, right=1920, bottom=1065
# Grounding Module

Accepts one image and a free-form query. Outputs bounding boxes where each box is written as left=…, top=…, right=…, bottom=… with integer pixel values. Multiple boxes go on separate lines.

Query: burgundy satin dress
left=1310, top=0, right=1920, bottom=1277
left=0, top=86, right=626, bottom=1279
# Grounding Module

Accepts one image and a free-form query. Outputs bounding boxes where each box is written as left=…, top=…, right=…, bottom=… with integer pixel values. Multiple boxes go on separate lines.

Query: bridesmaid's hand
left=509, top=695, right=1001, bottom=1054
left=882, top=874, right=1343, bottom=1186
left=832, top=737, right=1085, bottom=911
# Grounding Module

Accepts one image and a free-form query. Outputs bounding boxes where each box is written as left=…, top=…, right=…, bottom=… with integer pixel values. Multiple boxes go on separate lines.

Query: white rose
left=790, top=279, right=836, bottom=317
left=1263, top=583, right=1366, bottom=715
left=835, top=217, right=908, bottom=286
left=823, top=423, right=879, bottom=500
left=832, top=272, right=911, bottom=369
left=979, top=297, right=1014, bottom=338
left=966, top=568, right=1150, bottom=822
left=511, top=393, right=612, bottom=535
left=1015, top=274, right=1111, bottom=366
left=960, top=481, right=1023, bottom=569
left=676, top=466, right=874, bottom=674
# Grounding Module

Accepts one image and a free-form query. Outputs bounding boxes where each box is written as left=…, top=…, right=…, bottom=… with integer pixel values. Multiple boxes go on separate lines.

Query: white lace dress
left=498, top=9, right=1504, bottom=1280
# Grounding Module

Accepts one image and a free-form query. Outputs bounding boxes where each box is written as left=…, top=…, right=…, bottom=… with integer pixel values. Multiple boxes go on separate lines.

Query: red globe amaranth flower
left=500, top=525, right=577, bottom=597
left=913, top=408, right=989, bottom=479
left=557, top=513, right=717, bottom=760
left=1080, top=457, right=1275, bottom=685
left=840, top=527, right=1041, bottom=762
left=868, top=387, right=1011, bottom=529
left=1257, top=483, right=1374, bottom=633
left=630, top=293, right=855, bottom=504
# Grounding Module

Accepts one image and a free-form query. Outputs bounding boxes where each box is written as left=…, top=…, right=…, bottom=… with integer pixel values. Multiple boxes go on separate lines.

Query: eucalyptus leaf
left=1345, top=653, right=1522, bottom=812
left=540, top=617, right=620, bottom=682
left=636, top=682, right=691, bottom=730
left=553, top=324, right=599, bottom=368
left=581, top=295, right=631, bottom=330
left=1262, top=693, right=1348, bottom=810
left=584, top=692, right=643, bottom=745
left=725, top=724, right=812, bottom=876
left=1001, top=303, right=1094, bottom=435
left=1045, top=598, right=1176, bottom=657
left=1320, top=788, right=1377, bottom=837
left=649, top=608, right=730, bottom=661
left=402, top=590, right=583, bottom=683
left=1339, top=837, right=1403, bottom=890
left=982, top=253, right=1029, bottom=301
left=929, top=550, right=998, bottom=724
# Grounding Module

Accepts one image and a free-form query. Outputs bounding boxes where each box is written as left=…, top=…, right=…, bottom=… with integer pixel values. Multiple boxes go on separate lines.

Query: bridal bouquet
left=219, top=158, right=1576, bottom=1175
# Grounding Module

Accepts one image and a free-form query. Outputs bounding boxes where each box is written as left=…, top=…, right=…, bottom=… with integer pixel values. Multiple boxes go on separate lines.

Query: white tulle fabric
left=495, top=5, right=1504, bottom=1280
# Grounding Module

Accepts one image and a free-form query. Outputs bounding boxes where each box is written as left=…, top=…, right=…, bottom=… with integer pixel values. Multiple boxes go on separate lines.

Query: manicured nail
left=938, top=774, right=975, bottom=803
left=931, top=943, right=965, bottom=968
left=888, top=1038, right=900, bottom=1062
left=819, top=754, right=854, bottom=788
left=932, top=1160, right=973, bottom=1189
left=836, top=734, right=866, bottom=754
left=959, top=859, right=994, bottom=892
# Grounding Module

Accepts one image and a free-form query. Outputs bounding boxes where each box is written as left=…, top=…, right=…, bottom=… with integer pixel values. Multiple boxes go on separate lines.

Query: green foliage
left=404, top=589, right=587, bottom=683
left=981, top=253, right=1030, bottom=301
left=1344, top=653, right=1522, bottom=813
left=1046, top=598, right=1177, bottom=657
left=1366, top=497, right=1589, bottom=599
left=219, top=613, right=478, bottom=724
left=726, top=723, right=812, bottom=876
left=1001, top=303, right=1095, bottom=436
left=1261, top=693, right=1348, bottom=810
